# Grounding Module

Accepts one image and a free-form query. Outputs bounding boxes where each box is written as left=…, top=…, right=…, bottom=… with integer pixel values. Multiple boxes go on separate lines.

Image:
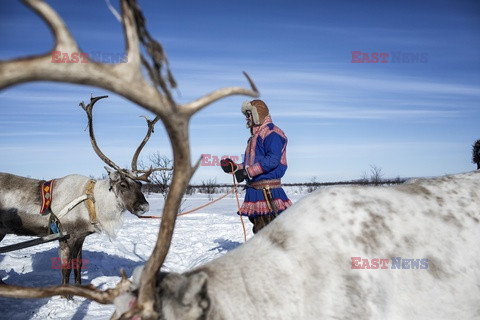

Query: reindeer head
left=79, top=96, right=172, bottom=217
left=105, top=167, right=149, bottom=217
left=154, top=271, right=210, bottom=320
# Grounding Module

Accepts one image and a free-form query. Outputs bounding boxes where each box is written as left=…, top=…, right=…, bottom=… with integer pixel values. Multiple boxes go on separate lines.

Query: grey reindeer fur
left=117, top=170, right=480, bottom=320
left=0, top=168, right=149, bottom=286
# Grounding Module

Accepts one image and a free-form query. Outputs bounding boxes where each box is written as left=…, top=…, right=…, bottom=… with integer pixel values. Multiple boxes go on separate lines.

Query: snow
left=0, top=187, right=306, bottom=319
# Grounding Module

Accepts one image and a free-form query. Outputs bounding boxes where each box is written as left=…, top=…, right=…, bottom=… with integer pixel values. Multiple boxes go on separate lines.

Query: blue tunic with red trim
left=237, top=115, right=292, bottom=217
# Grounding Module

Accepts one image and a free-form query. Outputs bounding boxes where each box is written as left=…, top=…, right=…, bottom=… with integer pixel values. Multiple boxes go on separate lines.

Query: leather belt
left=246, top=179, right=282, bottom=190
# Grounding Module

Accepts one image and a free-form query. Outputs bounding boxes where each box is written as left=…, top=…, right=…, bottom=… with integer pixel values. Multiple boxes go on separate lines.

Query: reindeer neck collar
left=40, top=180, right=55, bottom=215
left=85, top=179, right=98, bottom=224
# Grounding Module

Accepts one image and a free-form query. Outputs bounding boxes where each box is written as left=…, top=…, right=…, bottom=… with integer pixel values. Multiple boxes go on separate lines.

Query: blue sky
left=0, top=0, right=479, bottom=184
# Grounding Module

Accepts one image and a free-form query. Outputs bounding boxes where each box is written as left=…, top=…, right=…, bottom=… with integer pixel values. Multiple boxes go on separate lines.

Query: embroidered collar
left=40, top=180, right=54, bottom=215
left=251, top=115, right=272, bottom=136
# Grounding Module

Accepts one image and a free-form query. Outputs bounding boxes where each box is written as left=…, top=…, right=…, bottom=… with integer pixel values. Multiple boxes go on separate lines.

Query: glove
left=235, top=169, right=249, bottom=183
left=221, top=158, right=237, bottom=173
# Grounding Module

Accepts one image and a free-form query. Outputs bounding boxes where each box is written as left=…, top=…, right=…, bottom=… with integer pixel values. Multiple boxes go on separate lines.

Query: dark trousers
left=248, top=214, right=276, bottom=234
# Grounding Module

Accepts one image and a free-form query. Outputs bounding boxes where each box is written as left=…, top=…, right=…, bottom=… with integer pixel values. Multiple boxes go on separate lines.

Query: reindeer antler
left=79, top=95, right=170, bottom=182
left=131, top=115, right=159, bottom=173
left=79, top=95, right=124, bottom=172
left=0, top=0, right=259, bottom=318
left=131, top=115, right=173, bottom=179
left=0, top=269, right=131, bottom=305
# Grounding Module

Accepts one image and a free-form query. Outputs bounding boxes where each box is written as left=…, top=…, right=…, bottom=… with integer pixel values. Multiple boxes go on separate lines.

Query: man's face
left=245, top=110, right=253, bottom=128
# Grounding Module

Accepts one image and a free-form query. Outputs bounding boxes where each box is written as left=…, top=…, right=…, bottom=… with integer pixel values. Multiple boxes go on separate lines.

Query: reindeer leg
left=0, top=232, right=4, bottom=283
left=73, top=236, right=86, bottom=285
left=58, top=239, right=73, bottom=299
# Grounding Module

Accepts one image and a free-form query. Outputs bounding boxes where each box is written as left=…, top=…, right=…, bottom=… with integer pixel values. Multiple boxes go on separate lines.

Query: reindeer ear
left=180, top=272, right=209, bottom=307
left=105, top=166, right=121, bottom=182
left=159, top=271, right=209, bottom=316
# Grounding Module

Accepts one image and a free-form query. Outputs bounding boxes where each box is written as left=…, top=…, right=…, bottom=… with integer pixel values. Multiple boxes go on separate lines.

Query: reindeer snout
left=135, top=203, right=150, bottom=216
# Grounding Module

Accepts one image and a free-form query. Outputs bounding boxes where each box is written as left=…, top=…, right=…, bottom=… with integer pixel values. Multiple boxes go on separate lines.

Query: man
left=221, top=99, right=292, bottom=233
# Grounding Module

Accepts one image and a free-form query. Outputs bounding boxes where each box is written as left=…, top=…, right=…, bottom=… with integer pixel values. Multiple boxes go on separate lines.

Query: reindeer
left=4, top=1, right=477, bottom=320
left=107, top=170, right=480, bottom=319
left=473, top=139, right=480, bottom=170
left=0, top=96, right=163, bottom=287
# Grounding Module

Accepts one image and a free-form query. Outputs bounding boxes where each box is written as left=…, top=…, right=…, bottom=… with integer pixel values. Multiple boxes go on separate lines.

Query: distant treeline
left=142, top=177, right=408, bottom=195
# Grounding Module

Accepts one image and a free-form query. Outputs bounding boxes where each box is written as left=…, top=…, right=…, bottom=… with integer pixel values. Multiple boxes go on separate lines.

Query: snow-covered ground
left=0, top=187, right=306, bottom=319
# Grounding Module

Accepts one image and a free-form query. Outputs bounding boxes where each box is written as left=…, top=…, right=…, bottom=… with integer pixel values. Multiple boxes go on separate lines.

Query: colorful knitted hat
left=241, top=99, right=270, bottom=125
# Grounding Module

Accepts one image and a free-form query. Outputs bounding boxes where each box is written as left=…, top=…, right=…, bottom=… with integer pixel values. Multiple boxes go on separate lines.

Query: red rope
left=140, top=164, right=248, bottom=242
left=139, top=189, right=233, bottom=219
left=177, top=188, right=234, bottom=216
left=232, top=169, right=247, bottom=242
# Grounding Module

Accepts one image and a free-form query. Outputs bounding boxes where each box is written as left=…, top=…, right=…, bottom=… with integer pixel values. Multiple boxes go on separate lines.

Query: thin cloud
left=257, top=71, right=480, bottom=97
left=274, top=108, right=459, bottom=120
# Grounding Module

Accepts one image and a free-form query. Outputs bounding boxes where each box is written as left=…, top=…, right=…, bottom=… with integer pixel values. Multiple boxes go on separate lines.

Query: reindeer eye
left=120, top=182, right=129, bottom=189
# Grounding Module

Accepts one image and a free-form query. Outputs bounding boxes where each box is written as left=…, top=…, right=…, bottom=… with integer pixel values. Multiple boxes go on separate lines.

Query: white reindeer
left=115, top=170, right=480, bottom=319
left=0, top=169, right=148, bottom=284
left=0, top=96, right=163, bottom=287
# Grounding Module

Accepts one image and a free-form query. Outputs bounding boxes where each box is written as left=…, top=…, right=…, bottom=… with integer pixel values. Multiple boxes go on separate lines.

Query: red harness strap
left=40, top=180, right=54, bottom=215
